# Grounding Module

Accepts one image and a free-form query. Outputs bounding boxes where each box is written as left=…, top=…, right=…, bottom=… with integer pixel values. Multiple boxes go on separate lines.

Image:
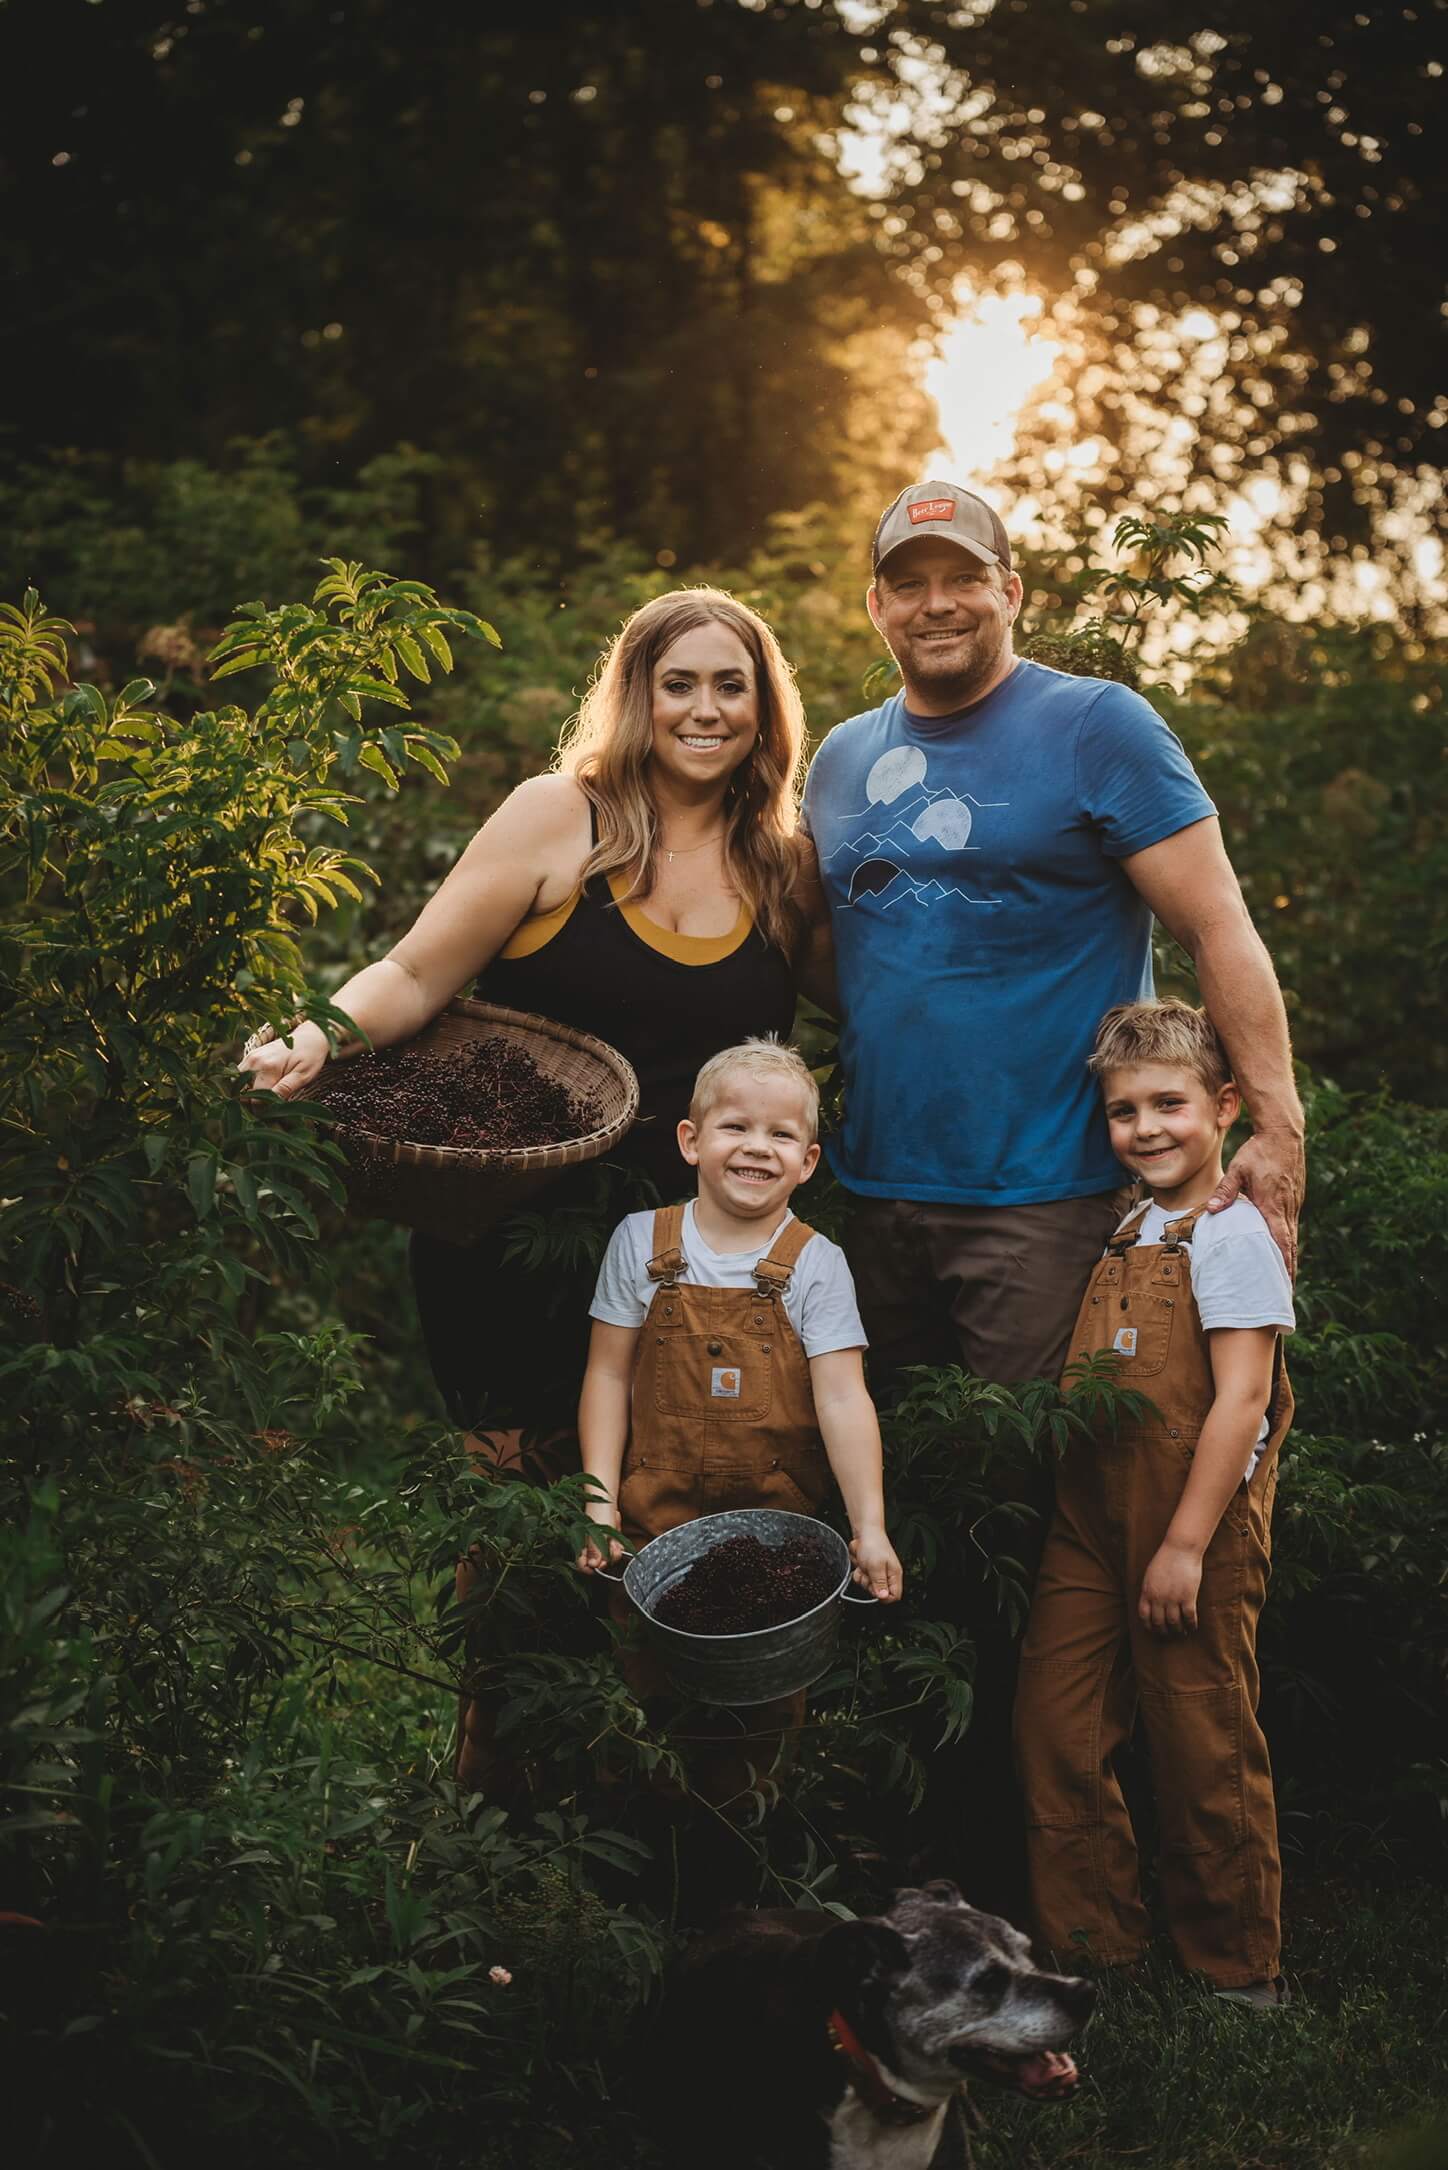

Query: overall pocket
left=652, top=1333, right=773, bottom=1424
left=1103, top=1288, right=1176, bottom=1379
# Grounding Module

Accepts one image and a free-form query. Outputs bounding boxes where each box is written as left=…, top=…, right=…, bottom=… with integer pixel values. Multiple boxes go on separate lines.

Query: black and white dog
left=654, top=1881, right=1094, bottom=2169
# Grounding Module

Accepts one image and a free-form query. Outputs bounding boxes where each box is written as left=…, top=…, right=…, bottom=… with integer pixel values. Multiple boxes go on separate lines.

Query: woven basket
left=313, top=998, right=639, bottom=1246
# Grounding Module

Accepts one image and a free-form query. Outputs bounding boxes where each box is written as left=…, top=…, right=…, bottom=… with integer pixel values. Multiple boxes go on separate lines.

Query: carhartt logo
left=908, top=497, right=956, bottom=525
left=1113, top=1327, right=1138, bottom=1356
left=711, top=1367, right=741, bottom=1398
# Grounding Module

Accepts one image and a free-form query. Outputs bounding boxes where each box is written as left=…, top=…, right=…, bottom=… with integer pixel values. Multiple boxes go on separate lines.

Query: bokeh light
left=924, top=288, right=1062, bottom=485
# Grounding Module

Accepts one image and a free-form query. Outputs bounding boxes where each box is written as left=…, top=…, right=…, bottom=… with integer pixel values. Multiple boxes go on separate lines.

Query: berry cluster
left=316, top=1037, right=594, bottom=1152
left=652, top=1532, right=837, bottom=1634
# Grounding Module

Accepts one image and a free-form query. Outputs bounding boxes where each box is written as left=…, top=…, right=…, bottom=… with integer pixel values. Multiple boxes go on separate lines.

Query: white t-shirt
left=1119, top=1196, right=1295, bottom=1478
left=589, top=1202, right=867, bottom=1359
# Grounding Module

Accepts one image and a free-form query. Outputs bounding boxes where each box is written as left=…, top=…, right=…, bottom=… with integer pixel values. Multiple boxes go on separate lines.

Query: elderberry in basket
left=314, top=1037, right=597, bottom=1152
left=651, top=1533, right=840, bottom=1635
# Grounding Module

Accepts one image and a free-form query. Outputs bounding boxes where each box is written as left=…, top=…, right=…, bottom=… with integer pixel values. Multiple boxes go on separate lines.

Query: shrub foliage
left=2, top=563, right=1445, bottom=2164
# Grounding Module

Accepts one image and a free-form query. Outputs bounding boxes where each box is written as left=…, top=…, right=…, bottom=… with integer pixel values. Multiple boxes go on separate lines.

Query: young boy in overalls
left=1014, top=1001, right=1295, bottom=2008
left=575, top=1038, right=903, bottom=1810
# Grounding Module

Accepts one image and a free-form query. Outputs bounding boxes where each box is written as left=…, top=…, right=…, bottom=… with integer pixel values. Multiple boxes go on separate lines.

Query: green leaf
left=346, top=676, right=410, bottom=709
left=357, top=743, right=399, bottom=789
left=393, top=633, right=430, bottom=683
left=417, top=623, right=453, bottom=671
left=64, top=685, right=108, bottom=727
left=404, top=740, right=450, bottom=787
left=187, top=1154, right=216, bottom=1220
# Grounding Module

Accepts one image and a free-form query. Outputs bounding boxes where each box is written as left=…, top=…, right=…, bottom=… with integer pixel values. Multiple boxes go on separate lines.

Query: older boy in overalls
left=576, top=1038, right=903, bottom=1808
left=1014, top=1001, right=1295, bottom=2008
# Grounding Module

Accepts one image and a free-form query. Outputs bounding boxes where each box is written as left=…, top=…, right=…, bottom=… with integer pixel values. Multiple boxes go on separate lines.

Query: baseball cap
left=872, top=480, right=1012, bottom=577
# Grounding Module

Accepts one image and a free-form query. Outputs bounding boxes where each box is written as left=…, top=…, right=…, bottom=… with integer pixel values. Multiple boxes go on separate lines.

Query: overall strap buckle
left=645, top=1203, right=688, bottom=1288
left=1161, top=1203, right=1210, bottom=1252
left=752, top=1216, right=816, bottom=1300
left=1106, top=1197, right=1153, bottom=1256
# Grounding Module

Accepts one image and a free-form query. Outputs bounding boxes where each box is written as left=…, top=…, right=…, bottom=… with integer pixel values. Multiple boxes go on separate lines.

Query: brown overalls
left=609, top=1203, right=830, bottom=1809
left=1013, top=1200, right=1293, bottom=1988
left=617, top=1204, right=829, bottom=1539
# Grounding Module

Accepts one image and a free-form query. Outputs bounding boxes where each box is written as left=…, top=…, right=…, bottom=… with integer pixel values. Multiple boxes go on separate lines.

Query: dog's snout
left=1057, top=1975, right=1097, bottom=2025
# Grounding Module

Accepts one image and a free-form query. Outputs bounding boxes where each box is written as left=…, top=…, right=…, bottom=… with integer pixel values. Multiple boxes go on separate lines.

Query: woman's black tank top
left=474, top=816, right=796, bottom=1194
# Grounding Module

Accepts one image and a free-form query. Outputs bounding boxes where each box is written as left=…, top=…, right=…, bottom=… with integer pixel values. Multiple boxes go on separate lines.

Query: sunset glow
left=924, top=289, right=1063, bottom=484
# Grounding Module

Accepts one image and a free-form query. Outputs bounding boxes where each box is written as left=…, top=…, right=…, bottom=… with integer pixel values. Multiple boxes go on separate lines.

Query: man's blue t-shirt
left=802, top=659, right=1216, bottom=1206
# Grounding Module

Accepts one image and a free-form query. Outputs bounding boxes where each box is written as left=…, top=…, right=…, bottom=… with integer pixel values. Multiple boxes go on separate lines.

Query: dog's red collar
left=826, top=2008, right=938, bottom=2128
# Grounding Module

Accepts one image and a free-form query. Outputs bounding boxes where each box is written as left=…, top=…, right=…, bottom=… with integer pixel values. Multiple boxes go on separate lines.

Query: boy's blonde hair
left=1089, top=1000, right=1232, bottom=1094
left=689, top=1037, right=820, bottom=1141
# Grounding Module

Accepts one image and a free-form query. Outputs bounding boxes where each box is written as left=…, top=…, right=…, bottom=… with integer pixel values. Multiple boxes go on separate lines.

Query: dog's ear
left=816, top=1919, right=911, bottom=2001
left=901, top=1877, right=971, bottom=1909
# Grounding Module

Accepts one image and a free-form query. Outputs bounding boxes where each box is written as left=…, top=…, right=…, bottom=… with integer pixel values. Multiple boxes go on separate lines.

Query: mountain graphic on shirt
left=828, top=785, right=1002, bottom=849
left=829, top=784, right=1007, bottom=908
left=845, top=856, right=1000, bottom=908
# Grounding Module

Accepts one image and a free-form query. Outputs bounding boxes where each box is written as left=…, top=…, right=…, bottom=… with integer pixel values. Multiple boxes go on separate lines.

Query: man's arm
left=1120, top=816, right=1306, bottom=1276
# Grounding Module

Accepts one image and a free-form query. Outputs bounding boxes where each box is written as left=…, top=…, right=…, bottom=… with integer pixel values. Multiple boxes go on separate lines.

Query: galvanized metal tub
left=617, top=1507, right=875, bottom=1707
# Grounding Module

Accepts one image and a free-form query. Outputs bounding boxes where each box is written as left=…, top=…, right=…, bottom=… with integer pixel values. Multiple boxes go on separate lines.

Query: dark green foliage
left=1257, top=1082, right=1448, bottom=1852
left=1171, top=624, right=1447, bottom=1103
left=3, top=558, right=1445, bottom=2162
left=0, top=439, right=446, bottom=662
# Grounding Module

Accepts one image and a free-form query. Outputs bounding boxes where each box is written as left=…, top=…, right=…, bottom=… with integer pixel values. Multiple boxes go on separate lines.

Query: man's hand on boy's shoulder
left=1206, top=1127, right=1305, bottom=1280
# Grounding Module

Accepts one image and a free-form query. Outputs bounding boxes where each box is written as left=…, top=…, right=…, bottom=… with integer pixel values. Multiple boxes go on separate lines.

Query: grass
left=961, top=1878, right=1448, bottom=2170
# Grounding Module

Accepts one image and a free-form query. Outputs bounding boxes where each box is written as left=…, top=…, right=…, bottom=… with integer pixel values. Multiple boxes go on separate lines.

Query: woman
left=239, top=586, right=811, bottom=1469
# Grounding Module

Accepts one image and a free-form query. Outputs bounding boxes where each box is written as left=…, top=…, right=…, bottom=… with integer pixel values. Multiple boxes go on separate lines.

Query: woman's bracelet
left=242, top=1018, right=307, bottom=1056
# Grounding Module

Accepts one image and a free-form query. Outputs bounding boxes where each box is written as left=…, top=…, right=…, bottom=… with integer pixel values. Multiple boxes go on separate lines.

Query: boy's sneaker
left=1213, top=1975, right=1291, bottom=2010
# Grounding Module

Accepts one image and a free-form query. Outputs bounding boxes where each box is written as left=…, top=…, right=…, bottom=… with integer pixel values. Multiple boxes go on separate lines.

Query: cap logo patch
left=908, top=498, right=956, bottom=525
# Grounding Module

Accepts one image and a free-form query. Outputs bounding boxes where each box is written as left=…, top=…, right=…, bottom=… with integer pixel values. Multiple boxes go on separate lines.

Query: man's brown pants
left=844, top=1186, right=1130, bottom=1917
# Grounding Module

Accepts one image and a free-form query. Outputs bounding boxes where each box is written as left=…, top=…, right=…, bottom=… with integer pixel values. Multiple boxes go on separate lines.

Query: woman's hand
left=1138, top=1538, right=1203, bottom=1637
left=850, top=1527, right=904, bottom=1603
left=575, top=1499, right=625, bottom=1575
left=237, top=1019, right=332, bottom=1100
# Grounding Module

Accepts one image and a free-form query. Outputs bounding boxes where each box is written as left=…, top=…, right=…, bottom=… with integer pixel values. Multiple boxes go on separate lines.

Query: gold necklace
left=659, top=825, right=726, bottom=865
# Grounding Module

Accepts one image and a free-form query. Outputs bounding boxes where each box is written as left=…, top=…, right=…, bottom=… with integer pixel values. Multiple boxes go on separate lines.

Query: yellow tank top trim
left=498, top=872, right=753, bottom=966
left=498, top=890, right=580, bottom=960
left=608, top=872, right=752, bottom=963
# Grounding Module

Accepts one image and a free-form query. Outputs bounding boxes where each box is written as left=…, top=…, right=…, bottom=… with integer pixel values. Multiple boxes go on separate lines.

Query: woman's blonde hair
left=554, top=586, right=807, bottom=954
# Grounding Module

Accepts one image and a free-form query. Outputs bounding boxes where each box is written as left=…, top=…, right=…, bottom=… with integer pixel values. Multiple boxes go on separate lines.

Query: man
left=800, top=478, right=1305, bottom=1904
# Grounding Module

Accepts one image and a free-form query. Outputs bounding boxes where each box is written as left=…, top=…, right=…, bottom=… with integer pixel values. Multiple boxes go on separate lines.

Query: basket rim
left=320, top=996, right=640, bottom=1170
